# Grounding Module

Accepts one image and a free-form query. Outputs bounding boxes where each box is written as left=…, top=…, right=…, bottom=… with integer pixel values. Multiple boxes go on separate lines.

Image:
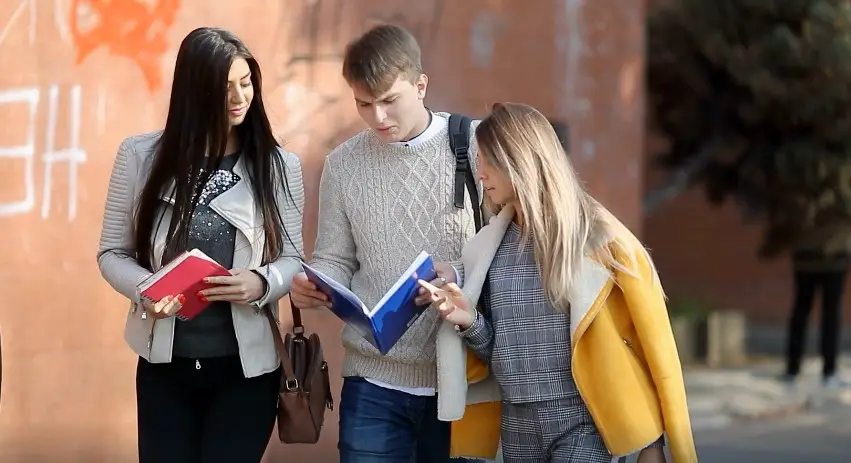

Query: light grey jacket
left=96, top=131, right=305, bottom=378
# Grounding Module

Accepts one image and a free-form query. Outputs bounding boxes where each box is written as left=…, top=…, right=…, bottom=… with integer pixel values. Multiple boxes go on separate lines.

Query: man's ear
left=416, top=73, right=429, bottom=99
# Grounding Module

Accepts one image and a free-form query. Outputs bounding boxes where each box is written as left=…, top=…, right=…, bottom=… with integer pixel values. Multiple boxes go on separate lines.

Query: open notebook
left=137, top=248, right=230, bottom=321
left=302, top=251, right=437, bottom=354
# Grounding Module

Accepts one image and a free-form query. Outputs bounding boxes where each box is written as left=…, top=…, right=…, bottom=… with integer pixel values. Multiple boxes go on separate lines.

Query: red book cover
left=137, top=249, right=231, bottom=321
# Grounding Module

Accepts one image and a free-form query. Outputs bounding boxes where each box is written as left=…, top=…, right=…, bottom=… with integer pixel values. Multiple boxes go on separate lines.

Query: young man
left=289, top=25, right=483, bottom=462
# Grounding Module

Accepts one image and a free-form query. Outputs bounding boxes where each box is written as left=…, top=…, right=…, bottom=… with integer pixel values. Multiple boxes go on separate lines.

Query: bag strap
left=448, top=113, right=483, bottom=231
left=264, top=301, right=302, bottom=391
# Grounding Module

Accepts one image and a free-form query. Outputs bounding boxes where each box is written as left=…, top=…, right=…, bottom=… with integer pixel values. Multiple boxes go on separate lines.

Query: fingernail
left=178, top=294, right=186, bottom=304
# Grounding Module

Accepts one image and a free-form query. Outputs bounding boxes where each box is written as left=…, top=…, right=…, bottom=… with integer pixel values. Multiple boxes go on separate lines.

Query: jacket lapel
left=460, top=205, right=515, bottom=306
left=568, top=256, right=613, bottom=348
left=436, top=205, right=514, bottom=421
left=208, top=156, right=259, bottom=243
left=158, top=157, right=260, bottom=243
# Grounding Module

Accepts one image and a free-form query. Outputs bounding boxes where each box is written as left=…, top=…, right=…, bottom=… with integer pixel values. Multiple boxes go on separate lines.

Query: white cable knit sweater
left=309, top=112, right=482, bottom=390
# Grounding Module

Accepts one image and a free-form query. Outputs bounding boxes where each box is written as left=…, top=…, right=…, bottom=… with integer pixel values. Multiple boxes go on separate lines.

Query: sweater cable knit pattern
left=310, top=113, right=481, bottom=388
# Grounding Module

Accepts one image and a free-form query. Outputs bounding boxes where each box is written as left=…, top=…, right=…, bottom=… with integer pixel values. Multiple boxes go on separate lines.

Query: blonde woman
left=420, top=103, right=697, bottom=463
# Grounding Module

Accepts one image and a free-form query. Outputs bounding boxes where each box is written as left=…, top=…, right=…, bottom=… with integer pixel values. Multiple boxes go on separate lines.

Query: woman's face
left=227, top=58, right=254, bottom=128
left=477, top=152, right=515, bottom=206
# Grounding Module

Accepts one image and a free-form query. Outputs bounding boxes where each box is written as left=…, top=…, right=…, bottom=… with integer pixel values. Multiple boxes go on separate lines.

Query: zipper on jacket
left=622, top=338, right=652, bottom=377
left=148, top=319, right=157, bottom=353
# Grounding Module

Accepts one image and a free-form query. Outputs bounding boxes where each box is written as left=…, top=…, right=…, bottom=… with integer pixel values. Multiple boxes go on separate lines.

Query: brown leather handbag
left=265, top=301, right=334, bottom=444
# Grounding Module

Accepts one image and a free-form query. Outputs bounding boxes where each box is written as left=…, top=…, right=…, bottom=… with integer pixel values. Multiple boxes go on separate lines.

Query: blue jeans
left=338, top=376, right=453, bottom=463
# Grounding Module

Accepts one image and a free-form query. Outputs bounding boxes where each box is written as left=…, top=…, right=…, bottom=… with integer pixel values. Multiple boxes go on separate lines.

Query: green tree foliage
left=647, top=0, right=851, bottom=258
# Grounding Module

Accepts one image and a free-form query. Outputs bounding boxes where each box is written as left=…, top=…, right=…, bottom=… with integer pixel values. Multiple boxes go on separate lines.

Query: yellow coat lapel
left=568, top=257, right=614, bottom=349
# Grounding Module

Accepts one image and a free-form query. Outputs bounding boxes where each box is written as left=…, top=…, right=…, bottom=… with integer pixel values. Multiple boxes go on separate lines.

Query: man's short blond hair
left=342, top=24, right=423, bottom=96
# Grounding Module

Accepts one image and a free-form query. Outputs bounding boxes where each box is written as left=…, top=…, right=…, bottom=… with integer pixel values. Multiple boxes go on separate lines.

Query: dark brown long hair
left=134, top=27, right=298, bottom=269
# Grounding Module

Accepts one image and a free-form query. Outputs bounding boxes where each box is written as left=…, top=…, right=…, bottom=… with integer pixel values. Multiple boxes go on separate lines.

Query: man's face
left=351, top=73, right=428, bottom=142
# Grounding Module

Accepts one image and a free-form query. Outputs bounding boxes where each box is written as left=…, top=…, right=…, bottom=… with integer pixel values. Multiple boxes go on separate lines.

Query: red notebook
left=137, top=249, right=231, bottom=321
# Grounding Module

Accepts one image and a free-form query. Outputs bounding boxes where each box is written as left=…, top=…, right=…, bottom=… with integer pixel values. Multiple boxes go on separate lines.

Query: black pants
left=785, top=269, right=848, bottom=377
left=136, top=356, right=279, bottom=463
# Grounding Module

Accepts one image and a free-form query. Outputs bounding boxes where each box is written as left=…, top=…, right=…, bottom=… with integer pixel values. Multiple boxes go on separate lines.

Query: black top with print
left=172, top=154, right=241, bottom=359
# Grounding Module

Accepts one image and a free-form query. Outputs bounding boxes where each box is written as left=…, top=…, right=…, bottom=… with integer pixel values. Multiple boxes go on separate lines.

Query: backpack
left=448, top=114, right=483, bottom=232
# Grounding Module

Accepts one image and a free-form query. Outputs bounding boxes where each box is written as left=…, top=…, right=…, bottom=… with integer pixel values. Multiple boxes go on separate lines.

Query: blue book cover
left=301, top=251, right=437, bottom=355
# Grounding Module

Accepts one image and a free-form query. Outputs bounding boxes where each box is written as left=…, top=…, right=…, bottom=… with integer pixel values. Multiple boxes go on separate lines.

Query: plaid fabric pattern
left=460, top=223, right=667, bottom=460
left=500, top=398, right=665, bottom=463
left=461, top=222, right=577, bottom=403
left=500, top=397, right=611, bottom=463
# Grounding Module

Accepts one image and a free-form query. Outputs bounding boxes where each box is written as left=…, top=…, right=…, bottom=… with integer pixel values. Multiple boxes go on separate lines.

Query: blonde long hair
left=475, top=102, right=661, bottom=313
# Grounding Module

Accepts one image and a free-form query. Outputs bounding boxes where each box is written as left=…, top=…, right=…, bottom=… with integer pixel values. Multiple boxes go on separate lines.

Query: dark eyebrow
left=240, top=71, right=251, bottom=80
left=354, top=92, right=398, bottom=105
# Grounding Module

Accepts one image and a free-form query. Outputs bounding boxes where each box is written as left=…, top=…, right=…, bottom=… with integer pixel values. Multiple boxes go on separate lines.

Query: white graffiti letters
left=0, top=85, right=87, bottom=220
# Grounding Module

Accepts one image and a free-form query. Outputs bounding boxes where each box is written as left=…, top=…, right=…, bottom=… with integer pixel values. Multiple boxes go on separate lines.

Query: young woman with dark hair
left=96, top=27, right=304, bottom=463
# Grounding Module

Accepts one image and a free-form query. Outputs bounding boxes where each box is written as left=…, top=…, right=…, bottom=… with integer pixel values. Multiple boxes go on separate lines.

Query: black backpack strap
left=448, top=113, right=483, bottom=231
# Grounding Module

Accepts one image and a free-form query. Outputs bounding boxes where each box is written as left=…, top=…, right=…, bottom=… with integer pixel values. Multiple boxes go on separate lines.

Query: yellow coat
left=441, top=206, right=697, bottom=462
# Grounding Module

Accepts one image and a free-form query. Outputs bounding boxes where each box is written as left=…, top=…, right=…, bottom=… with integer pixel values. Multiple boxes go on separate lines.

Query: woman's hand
left=416, top=280, right=475, bottom=329
left=414, top=262, right=457, bottom=306
left=142, top=294, right=184, bottom=319
left=200, top=268, right=267, bottom=304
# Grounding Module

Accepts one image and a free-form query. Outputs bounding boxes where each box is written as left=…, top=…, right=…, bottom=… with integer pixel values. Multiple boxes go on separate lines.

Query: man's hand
left=290, top=272, right=332, bottom=310
left=414, top=262, right=457, bottom=306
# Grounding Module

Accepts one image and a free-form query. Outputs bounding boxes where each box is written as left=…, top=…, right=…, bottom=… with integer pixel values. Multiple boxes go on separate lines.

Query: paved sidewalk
left=685, top=355, right=851, bottom=430
left=696, top=408, right=851, bottom=462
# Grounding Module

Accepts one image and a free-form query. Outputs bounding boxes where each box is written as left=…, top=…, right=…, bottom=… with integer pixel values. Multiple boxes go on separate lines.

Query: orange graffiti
left=69, top=0, right=180, bottom=92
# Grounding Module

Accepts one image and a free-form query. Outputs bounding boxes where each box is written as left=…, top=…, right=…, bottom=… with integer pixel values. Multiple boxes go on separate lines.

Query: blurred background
left=1, top=0, right=850, bottom=461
